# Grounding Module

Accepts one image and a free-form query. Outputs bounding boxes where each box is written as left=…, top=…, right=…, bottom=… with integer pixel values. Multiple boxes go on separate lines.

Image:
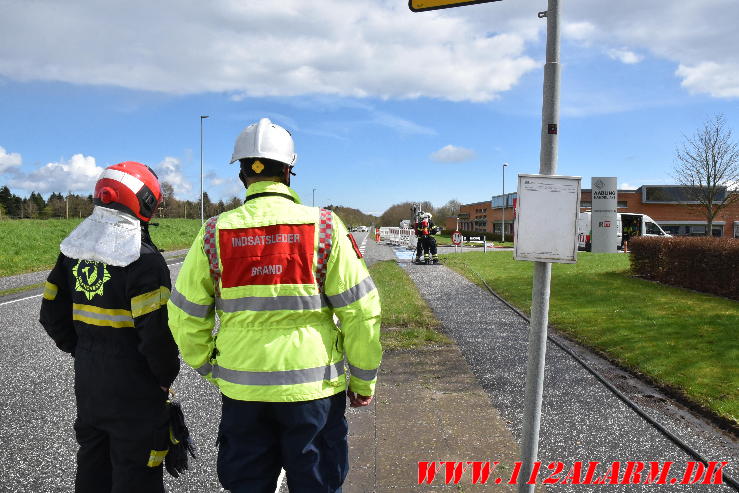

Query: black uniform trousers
left=218, top=392, right=349, bottom=493
left=421, top=236, right=437, bottom=256
left=74, top=348, right=170, bottom=493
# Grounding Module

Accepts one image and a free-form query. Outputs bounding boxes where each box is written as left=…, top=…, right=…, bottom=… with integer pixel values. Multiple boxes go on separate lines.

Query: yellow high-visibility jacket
left=168, top=181, right=382, bottom=402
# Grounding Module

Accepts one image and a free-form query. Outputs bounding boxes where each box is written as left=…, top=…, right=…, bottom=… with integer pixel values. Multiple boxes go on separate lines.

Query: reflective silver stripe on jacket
left=170, top=287, right=214, bottom=318
left=348, top=363, right=378, bottom=381
left=195, top=362, right=212, bottom=376
left=72, top=307, right=134, bottom=324
left=212, top=361, right=344, bottom=386
left=326, top=276, right=377, bottom=308
left=217, top=294, right=328, bottom=313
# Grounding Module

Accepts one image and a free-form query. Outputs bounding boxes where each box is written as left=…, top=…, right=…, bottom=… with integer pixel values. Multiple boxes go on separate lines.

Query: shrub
left=630, top=236, right=739, bottom=300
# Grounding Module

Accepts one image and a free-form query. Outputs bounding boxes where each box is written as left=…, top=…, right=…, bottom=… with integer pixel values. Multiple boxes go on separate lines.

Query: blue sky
left=1, top=0, right=738, bottom=215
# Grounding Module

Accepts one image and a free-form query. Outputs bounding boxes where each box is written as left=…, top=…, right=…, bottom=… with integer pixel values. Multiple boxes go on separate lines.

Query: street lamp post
left=312, top=188, right=316, bottom=207
left=501, top=162, right=508, bottom=243
left=200, top=115, right=209, bottom=224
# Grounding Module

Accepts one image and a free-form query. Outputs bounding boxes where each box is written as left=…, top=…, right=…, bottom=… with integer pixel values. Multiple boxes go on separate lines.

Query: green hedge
left=630, top=236, right=739, bottom=300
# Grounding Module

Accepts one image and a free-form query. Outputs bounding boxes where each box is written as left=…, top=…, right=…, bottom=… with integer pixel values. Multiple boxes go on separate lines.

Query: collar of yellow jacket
left=245, top=180, right=302, bottom=205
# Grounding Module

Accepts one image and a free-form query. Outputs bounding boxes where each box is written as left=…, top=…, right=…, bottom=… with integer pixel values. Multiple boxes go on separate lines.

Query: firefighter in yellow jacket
left=168, top=118, right=382, bottom=493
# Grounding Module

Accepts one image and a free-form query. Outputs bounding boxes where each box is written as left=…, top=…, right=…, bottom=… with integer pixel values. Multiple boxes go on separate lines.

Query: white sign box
left=591, top=176, right=618, bottom=253
left=514, top=174, right=581, bottom=263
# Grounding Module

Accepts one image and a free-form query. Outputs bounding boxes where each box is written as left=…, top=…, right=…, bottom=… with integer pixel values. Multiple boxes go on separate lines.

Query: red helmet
left=93, top=161, right=162, bottom=222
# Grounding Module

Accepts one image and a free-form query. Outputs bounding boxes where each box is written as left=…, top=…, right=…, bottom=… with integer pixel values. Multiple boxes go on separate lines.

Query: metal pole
left=502, top=162, right=508, bottom=243
left=200, top=115, right=209, bottom=224
left=518, top=1, right=560, bottom=492
left=312, top=188, right=316, bottom=207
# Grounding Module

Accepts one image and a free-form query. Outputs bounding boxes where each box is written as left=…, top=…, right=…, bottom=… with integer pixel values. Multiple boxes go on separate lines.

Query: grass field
left=0, top=218, right=202, bottom=277
left=442, top=251, right=739, bottom=425
left=368, top=260, right=451, bottom=350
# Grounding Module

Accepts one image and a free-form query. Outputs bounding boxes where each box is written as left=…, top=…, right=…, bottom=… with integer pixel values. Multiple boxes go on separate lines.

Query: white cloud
left=2, top=1, right=738, bottom=103
left=430, top=145, right=476, bottom=163
left=206, top=171, right=225, bottom=187
left=607, top=48, right=643, bottom=65
left=619, top=182, right=637, bottom=190
left=155, top=157, right=192, bottom=198
left=675, top=62, right=739, bottom=98
left=0, top=146, right=22, bottom=173
left=564, top=21, right=597, bottom=42
left=10, top=154, right=102, bottom=193
left=560, top=0, right=739, bottom=99
left=0, top=0, right=536, bottom=102
left=370, top=111, right=436, bottom=135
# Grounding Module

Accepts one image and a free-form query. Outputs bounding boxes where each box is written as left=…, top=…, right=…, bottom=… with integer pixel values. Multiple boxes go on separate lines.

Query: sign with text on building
left=514, top=174, right=581, bottom=263
left=591, top=177, right=618, bottom=253
left=409, top=0, right=502, bottom=12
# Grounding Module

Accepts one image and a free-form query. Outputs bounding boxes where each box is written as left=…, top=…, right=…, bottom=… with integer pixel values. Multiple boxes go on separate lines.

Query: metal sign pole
left=518, top=1, right=560, bottom=491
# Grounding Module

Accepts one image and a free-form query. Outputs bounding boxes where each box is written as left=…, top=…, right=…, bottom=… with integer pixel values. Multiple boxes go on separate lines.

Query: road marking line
left=0, top=293, right=42, bottom=307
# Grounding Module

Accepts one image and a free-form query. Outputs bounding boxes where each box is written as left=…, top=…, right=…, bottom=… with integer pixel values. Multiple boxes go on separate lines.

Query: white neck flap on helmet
left=60, top=206, right=142, bottom=267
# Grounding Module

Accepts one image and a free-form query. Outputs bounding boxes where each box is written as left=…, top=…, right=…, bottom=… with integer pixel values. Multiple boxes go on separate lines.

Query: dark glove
left=164, top=399, right=197, bottom=478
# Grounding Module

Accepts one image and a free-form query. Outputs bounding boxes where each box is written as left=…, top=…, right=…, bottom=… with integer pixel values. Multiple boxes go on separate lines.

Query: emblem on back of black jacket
left=72, top=259, right=111, bottom=300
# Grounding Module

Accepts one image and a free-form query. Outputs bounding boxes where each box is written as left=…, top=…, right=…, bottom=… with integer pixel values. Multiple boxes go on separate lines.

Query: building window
left=617, top=201, right=628, bottom=208
left=580, top=201, right=591, bottom=208
left=642, top=185, right=727, bottom=204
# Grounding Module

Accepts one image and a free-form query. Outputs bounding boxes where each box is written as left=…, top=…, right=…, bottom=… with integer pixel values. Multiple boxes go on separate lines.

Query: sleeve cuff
left=349, top=375, right=376, bottom=397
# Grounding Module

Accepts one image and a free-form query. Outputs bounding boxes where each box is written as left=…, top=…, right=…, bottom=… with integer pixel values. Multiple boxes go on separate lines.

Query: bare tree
left=674, top=114, right=739, bottom=236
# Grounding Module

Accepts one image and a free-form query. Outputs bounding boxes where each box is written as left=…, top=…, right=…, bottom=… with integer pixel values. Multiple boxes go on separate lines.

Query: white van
left=577, top=212, right=670, bottom=251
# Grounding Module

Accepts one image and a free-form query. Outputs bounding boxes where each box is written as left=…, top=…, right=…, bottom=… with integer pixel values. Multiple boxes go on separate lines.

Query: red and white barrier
left=379, top=227, right=416, bottom=249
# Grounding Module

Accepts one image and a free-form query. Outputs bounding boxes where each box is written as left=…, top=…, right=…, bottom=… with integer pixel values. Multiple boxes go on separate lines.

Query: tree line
left=0, top=181, right=461, bottom=228
left=0, top=183, right=242, bottom=220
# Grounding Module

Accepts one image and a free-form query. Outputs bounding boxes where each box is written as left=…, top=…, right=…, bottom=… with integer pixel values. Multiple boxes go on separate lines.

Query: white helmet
left=230, top=117, right=297, bottom=166
left=424, top=212, right=432, bottom=219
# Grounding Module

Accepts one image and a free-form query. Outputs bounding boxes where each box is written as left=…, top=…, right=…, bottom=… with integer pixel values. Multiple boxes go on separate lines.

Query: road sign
left=409, top=0, right=502, bottom=12
left=451, top=231, right=463, bottom=246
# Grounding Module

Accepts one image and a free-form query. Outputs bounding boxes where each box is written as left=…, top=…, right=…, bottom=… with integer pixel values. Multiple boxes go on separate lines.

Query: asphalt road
left=0, top=255, right=224, bottom=493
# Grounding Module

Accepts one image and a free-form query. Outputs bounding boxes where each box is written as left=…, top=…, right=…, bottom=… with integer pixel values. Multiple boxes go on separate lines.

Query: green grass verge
left=442, top=251, right=739, bottom=425
left=0, top=218, right=202, bottom=277
left=0, top=282, right=44, bottom=298
left=435, top=234, right=513, bottom=248
left=368, top=260, right=452, bottom=350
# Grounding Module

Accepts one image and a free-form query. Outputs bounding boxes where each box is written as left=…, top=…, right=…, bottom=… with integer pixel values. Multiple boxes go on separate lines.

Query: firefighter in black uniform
left=39, top=161, right=180, bottom=493
left=414, top=212, right=439, bottom=264
left=413, top=211, right=425, bottom=263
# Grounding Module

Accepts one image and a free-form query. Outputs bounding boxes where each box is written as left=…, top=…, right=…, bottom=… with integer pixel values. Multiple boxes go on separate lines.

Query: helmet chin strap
left=284, top=165, right=294, bottom=186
